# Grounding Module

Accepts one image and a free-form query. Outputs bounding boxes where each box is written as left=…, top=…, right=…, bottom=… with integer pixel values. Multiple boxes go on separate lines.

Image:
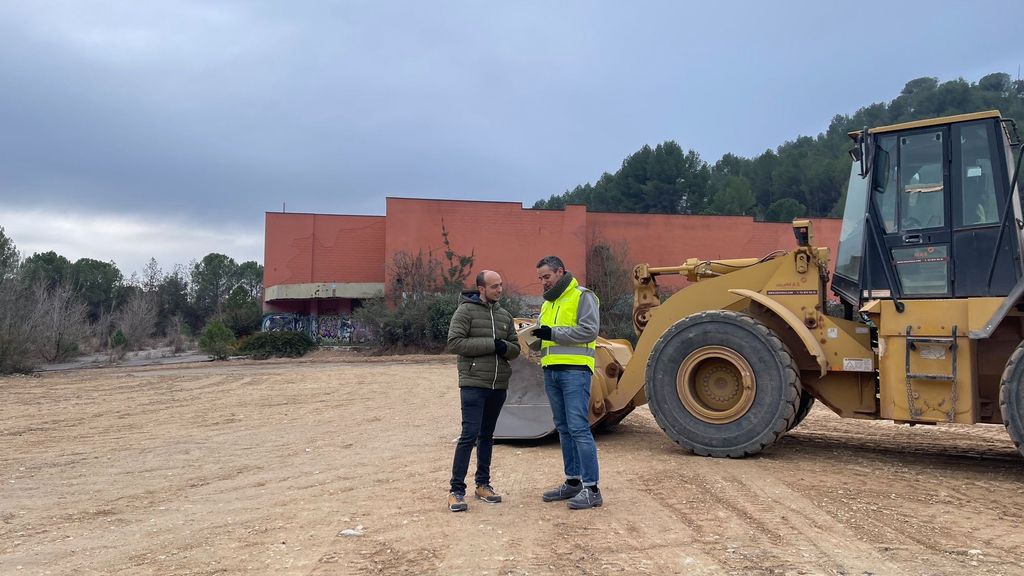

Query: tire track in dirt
left=774, top=443, right=1024, bottom=573
left=312, top=536, right=442, bottom=576
left=624, top=403, right=1024, bottom=575
left=633, top=462, right=900, bottom=575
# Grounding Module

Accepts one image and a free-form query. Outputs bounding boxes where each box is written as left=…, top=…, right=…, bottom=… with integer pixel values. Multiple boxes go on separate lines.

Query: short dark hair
left=536, top=256, right=565, bottom=271
left=475, top=271, right=487, bottom=287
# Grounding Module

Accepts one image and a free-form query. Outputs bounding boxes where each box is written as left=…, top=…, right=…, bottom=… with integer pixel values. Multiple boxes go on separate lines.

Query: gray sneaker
left=567, top=487, right=603, bottom=510
left=542, top=482, right=583, bottom=502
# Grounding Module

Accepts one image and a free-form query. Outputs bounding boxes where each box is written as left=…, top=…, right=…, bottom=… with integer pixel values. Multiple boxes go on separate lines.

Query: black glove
left=532, top=325, right=553, bottom=341
left=494, top=338, right=508, bottom=356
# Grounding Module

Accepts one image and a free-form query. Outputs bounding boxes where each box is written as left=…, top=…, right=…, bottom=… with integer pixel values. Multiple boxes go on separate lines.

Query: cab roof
left=848, top=110, right=1002, bottom=141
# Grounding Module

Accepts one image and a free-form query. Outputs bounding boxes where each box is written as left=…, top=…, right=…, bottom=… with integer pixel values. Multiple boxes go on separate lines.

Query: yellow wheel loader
left=497, top=110, right=1024, bottom=459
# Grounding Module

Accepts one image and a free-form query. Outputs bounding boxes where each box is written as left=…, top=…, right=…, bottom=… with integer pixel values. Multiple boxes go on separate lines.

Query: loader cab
left=832, top=111, right=1024, bottom=309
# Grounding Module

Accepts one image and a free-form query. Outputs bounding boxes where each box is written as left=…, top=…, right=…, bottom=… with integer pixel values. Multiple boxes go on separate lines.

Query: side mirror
left=853, top=127, right=870, bottom=178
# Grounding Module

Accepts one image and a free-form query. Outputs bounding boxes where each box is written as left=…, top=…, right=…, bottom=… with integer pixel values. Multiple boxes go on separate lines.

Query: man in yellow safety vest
left=532, top=256, right=602, bottom=509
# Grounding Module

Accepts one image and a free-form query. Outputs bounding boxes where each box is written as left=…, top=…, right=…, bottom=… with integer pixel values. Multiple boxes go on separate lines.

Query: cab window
left=899, top=131, right=945, bottom=231
left=957, top=122, right=1000, bottom=227
left=835, top=162, right=868, bottom=282
left=872, top=135, right=899, bottom=233
left=892, top=245, right=949, bottom=295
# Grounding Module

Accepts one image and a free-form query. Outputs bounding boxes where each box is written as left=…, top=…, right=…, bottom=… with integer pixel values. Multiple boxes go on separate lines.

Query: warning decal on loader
left=842, top=358, right=874, bottom=372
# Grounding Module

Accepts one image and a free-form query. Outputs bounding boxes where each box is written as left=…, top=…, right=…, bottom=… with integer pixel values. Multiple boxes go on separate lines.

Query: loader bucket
left=494, top=319, right=634, bottom=440
left=494, top=353, right=556, bottom=439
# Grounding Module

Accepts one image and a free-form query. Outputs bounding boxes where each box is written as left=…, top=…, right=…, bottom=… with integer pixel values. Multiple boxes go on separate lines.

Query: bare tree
left=389, top=250, right=442, bottom=303
left=0, top=281, right=43, bottom=373
left=33, top=282, right=91, bottom=363
left=113, top=290, right=157, bottom=350
left=164, top=315, right=189, bottom=353
left=586, top=235, right=635, bottom=340
left=586, top=236, right=633, bottom=306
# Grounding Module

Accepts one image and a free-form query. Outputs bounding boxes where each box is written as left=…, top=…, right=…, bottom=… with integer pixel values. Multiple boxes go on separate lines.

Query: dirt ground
left=3, top=351, right=1024, bottom=576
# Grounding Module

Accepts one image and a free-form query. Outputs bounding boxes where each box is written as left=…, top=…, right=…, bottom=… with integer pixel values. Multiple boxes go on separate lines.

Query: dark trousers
left=450, top=386, right=507, bottom=494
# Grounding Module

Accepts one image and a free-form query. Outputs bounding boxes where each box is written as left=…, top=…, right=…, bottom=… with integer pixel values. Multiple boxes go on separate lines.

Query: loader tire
left=787, top=390, right=816, bottom=432
left=999, top=341, right=1024, bottom=458
left=645, top=310, right=800, bottom=458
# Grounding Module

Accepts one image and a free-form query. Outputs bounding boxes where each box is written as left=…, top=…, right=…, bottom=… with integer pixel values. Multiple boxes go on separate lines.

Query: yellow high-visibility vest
left=538, top=277, right=596, bottom=371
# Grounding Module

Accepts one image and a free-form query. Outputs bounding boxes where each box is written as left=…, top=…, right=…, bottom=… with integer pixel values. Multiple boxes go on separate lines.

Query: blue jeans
left=450, top=386, right=507, bottom=495
left=544, top=369, right=599, bottom=486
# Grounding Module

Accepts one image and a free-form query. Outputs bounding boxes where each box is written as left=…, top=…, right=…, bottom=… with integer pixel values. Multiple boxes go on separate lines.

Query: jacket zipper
left=489, top=306, right=497, bottom=389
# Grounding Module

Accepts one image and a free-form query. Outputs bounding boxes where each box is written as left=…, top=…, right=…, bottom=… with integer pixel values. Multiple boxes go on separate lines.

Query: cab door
left=950, top=119, right=1020, bottom=296
left=871, top=127, right=952, bottom=298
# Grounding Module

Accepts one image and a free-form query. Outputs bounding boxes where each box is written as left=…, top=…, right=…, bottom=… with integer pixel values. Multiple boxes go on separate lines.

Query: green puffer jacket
left=446, top=291, right=521, bottom=389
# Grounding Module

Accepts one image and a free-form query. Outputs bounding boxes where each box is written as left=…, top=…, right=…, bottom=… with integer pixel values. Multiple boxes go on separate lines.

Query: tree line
left=533, top=73, right=1024, bottom=221
left=0, top=226, right=263, bottom=373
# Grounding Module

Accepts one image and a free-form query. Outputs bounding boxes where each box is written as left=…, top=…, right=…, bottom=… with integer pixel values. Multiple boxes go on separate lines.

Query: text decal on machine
left=842, top=358, right=874, bottom=372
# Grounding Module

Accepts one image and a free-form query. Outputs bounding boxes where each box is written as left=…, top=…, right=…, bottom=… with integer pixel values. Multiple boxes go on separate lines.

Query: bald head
left=476, top=270, right=504, bottom=303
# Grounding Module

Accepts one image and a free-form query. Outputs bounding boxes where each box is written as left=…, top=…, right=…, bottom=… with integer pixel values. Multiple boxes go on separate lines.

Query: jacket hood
left=460, top=290, right=484, bottom=305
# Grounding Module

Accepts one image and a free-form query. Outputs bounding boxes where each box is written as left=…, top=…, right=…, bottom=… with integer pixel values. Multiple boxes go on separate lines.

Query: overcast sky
left=1, top=1, right=1021, bottom=278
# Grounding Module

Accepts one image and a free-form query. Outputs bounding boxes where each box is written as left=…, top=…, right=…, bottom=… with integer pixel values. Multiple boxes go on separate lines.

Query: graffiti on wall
left=313, top=315, right=350, bottom=343
left=261, top=313, right=370, bottom=344
left=261, top=313, right=307, bottom=334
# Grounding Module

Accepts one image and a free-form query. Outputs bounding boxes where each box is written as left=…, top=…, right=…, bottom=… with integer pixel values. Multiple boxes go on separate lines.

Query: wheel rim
left=676, top=345, right=756, bottom=423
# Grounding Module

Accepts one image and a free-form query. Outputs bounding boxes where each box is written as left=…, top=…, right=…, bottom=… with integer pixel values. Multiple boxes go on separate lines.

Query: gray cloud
left=0, top=0, right=1021, bottom=274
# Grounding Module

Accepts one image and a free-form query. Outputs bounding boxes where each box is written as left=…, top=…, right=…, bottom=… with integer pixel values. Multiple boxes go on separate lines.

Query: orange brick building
left=262, top=198, right=841, bottom=339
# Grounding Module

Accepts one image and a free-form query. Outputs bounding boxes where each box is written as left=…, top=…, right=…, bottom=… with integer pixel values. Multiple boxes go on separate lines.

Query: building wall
left=263, top=212, right=386, bottom=313
left=263, top=199, right=844, bottom=307
left=383, top=198, right=842, bottom=295
left=384, top=198, right=588, bottom=295
left=264, top=212, right=386, bottom=287
left=586, top=212, right=843, bottom=289
left=264, top=298, right=355, bottom=315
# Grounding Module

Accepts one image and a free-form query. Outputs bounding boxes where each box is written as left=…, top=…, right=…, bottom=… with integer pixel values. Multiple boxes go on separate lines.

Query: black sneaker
left=567, top=487, right=603, bottom=510
left=475, top=484, right=502, bottom=504
left=447, top=492, right=468, bottom=512
left=541, top=482, right=583, bottom=502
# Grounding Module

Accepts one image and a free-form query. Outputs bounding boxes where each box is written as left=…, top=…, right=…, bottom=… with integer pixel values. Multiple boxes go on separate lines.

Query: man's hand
left=531, top=325, right=553, bottom=341
left=494, top=338, right=508, bottom=356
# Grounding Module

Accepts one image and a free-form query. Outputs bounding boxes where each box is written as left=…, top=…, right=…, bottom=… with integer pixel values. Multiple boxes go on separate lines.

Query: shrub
left=223, top=285, right=262, bottom=337
left=380, top=299, right=430, bottom=348
left=354, top=293, right=459, bottom=353
left=199, top=321, right=235, bottom=360
left=825, top=299, right=847, bottom=319
left=600, top=294, right=638, bottom=344
left=236, top=331, right=317, bottom=360
left=426, top=293, right=460, bottom=344
left=352, top=298, right=387, bottom=343
left=107, top=329, right=128, bottom=363
left=500, top=290, right=528, bottom=319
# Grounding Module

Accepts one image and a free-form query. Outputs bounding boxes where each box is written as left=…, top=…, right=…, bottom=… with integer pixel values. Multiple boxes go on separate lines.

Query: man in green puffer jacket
left=445, top=270, right=521, bottom=512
